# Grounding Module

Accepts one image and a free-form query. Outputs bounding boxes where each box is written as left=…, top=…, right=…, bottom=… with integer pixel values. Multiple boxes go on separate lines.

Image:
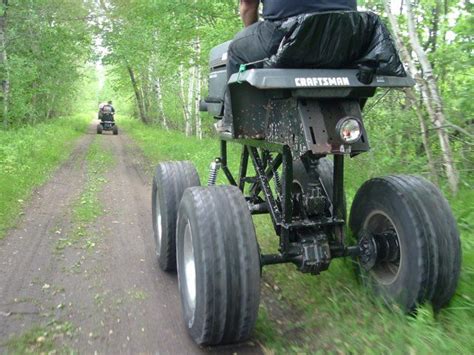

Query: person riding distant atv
left=98, top=100, right=116, bottom=121
left=97, top=101, right=118, bottom=135
left=216, top=0, right=357, bottom=133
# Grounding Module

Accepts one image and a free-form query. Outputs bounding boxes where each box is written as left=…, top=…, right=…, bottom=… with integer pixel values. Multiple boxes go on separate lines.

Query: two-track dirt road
left=0, top=123, right=261, bottom=354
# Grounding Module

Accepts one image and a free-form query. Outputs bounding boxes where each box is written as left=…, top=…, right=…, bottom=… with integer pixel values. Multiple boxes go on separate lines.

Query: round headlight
left=337, top=117, right=362, bottom=144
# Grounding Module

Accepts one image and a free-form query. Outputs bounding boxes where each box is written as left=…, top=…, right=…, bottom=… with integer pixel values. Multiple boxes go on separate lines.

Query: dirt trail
left=0, top=123, right=261, bottom=354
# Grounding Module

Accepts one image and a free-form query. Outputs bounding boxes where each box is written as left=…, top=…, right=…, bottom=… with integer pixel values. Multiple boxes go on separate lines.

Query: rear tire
left=176, top=186, right=260, bottom=345
left=152, top=162, right=200, bottom=271
left=97, top=124, right=103, bottom=134
left=349, top=175, right=461, bottom=312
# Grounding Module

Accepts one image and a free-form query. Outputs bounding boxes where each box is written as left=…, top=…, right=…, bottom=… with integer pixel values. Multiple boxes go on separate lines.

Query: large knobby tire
left=97, top=124, right=103, bottom=134
left=152, top=161, right=200, bottom=271
left=113, top=125, right=118, bottom=135
left=176, top=186, right=261, bottom=345
left=349, top=175, right=461, bottom=312
left=293, top=157, right=346, bottom=218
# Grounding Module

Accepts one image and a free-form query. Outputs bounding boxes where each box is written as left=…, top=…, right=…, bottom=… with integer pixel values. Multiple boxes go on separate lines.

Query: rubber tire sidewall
left=152, top=162, right=200, bottom=271
left=350, top=177, right=428, bottom=311
left=176, top=186, right=261, bottom=345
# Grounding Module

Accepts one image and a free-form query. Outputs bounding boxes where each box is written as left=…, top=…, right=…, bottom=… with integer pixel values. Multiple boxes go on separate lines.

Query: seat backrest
left=102, top=105, right=113, bottom=114
left=266, top=11, right=406, bottom=77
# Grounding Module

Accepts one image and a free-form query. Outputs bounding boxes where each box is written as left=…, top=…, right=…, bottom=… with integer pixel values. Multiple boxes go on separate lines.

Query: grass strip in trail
left=56, top=137, right=115, bottom=252
left=0, top=115, right=90, bottom=239
left=121, top=117, right=474, bottom=353
left=5, top=321, right=74, bottom=354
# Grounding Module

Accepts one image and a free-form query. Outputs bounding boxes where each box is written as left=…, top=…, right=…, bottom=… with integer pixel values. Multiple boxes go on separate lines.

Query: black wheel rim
left=363, top=210, right=402, bottom=285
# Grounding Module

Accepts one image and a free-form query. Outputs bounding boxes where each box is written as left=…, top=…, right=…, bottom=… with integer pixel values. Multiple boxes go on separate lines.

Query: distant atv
left=97, top=106, right=118, bottom=135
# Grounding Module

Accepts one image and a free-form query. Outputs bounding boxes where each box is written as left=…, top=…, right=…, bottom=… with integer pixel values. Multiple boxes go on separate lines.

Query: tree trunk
left=405, top=0, right=459, bottom=194
left=141, top=71, right=151, bottom=120
left=179, top=64, right=190, bottom=134
left=127, top=65, right=148, bottom=124
left=194, top=39, right=202, bottom=139
left=404, top=89, right=440, bottom=185
left=1, top=0, right=9, bottom=128
left=383, top=1, right=440, bottom=185
left=155, top=77, right=167, bottom=129
left=186, top=63, right=194, bottom=137
left=425, top=0, right=441, bottom=53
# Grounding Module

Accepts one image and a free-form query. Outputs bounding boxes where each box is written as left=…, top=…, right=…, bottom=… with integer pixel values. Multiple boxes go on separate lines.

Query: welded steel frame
left=218, top=137, right=349, bottom=260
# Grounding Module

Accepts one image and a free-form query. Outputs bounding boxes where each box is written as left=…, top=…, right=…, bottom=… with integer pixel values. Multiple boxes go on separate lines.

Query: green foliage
left=119, top=117, right=240, bottom=181
left=72, top=138, right=114, bottom=223
left=98, top=0, right=240, bottom=127
left=4, top=0, right=94, bottom=126
left=99, top=0, right=473, bottom=190
left=5, top=321, right=74, bottom=354
left=0, top=114, right=89, bottom=238
left=55, top=137, right=114, bottom=253
left=121, top=117, right=474, bottom=354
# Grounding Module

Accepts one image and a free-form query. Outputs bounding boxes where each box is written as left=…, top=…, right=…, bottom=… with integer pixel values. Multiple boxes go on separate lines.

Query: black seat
left=265, top=11, right=406, bottom=78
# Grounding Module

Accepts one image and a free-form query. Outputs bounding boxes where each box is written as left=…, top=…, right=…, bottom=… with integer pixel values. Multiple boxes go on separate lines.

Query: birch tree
left=404, top=0, right=459, bottom=193
left=155, top=77, right=167, bottom=129
left=186, top=58, right=195, bottom=137
left=178, top=64, right=191, bottom=135
left=194, top=39, right=202, bottom=139
left=0, top=0, right=8, bottom=128
left=383, top=1, right=439, bottom=185
left=382, top=0, right=460, bottom=193
left=127, top=65, right=148, bottom=124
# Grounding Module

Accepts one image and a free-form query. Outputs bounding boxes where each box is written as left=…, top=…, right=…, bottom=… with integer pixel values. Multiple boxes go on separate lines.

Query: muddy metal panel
left=229, top=82, right=369, bottom=157
left=297, top=99, right=369, bottom=156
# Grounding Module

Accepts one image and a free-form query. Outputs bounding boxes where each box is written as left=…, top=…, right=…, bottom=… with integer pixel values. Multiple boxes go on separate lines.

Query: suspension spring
left=207, top=159, right=221, bottom=186
left=268, top=154, right=282, bottom=194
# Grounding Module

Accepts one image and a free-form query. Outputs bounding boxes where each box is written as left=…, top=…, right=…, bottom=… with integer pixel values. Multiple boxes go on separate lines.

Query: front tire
left=176, top=186, right=261, bottom=345
left=97, top=124, right=103, bottom=134
left=113, top=125, right=118, bottom=135
left=152, top=161, right=200, bottom=271
left=350, top=175, right=461, bottom=312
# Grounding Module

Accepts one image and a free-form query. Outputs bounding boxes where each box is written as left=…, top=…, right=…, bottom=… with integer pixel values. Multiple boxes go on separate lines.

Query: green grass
left=4, top=321, right=74, bottom=354
left=0, top=115, right=90, bottom=239
left=120, top=117, right=474, bottom=353
left=56, top=137, right=115, bottom=252
left=72, top=138, right=114, bottom=223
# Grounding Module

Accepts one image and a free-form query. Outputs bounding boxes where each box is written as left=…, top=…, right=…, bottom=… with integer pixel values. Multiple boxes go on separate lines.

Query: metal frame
left=215, top=137, right=359, bottom=272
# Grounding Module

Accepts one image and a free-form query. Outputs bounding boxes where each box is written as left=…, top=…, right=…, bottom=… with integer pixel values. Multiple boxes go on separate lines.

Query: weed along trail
left=0, top=122, right=261, bottom=354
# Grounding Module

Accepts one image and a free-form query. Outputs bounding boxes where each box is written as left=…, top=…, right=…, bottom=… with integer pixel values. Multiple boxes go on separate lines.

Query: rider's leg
left=217, top=21, right=284, bottom=133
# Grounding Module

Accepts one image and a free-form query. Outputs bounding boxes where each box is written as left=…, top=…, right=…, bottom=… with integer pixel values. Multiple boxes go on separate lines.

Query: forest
left=0, top=0, right=473, bottom=353
left=2, top=0, right=473, bottom=192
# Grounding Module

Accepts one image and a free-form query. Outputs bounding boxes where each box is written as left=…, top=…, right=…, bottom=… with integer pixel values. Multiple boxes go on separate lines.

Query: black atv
left=97, top=109, right=118, bottom=135
left=151, top=11, right=461, bottom=346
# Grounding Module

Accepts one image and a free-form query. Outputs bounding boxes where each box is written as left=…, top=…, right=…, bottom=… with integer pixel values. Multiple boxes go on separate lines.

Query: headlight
left=336, top=117, right=362, bottom=144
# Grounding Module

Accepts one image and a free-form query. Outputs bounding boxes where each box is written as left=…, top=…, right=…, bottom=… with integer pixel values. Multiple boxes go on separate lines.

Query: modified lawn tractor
left=151, top=11, right=461, bottom=346
left=97, top=106, right=118, bottom=135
